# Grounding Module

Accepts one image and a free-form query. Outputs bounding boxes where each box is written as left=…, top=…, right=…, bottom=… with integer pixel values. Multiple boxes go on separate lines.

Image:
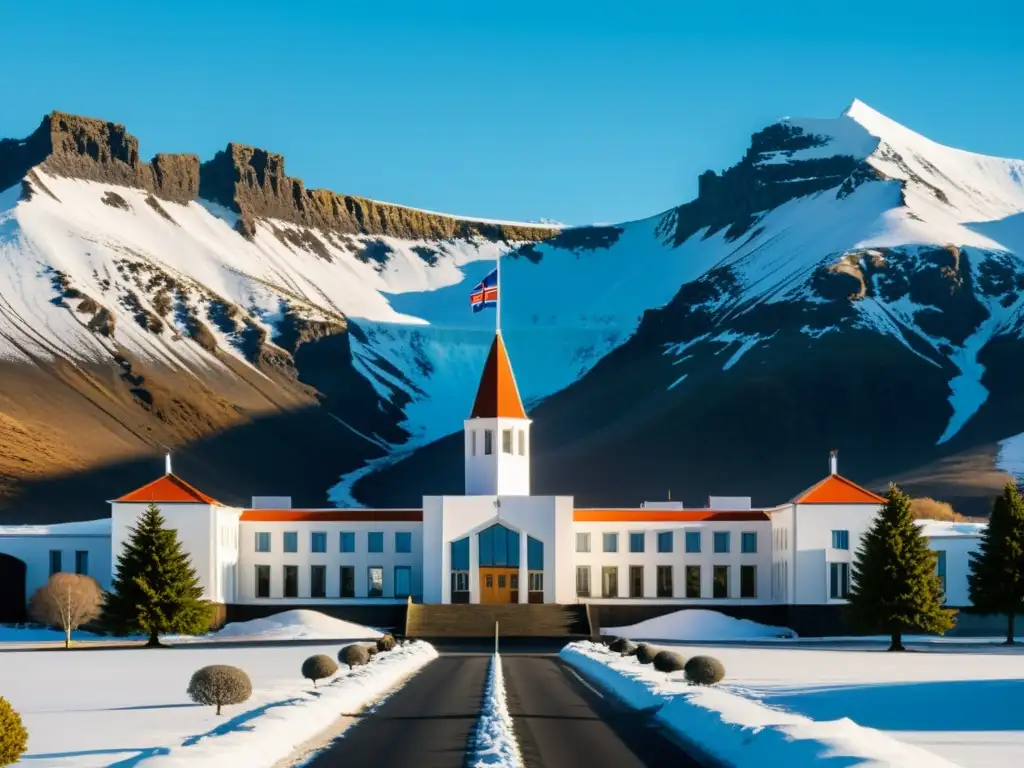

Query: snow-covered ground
left=602, top=608, right=796, bottom=641
left=469, top=653, right=522, bottom=768
left=1, top=637, right=437, bottom=767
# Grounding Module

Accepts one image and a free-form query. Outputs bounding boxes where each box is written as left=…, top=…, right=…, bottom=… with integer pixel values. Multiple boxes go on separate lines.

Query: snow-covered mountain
left=3, top=102, right=1024, bottom=520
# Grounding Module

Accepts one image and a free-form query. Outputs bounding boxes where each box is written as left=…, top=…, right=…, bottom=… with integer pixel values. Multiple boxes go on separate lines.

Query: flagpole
left=495, top=251, right=501, bottom=335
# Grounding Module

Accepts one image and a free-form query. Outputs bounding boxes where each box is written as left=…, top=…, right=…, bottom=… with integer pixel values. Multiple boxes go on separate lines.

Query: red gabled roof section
left=115, top=474, right=221, bottom=505
left=574, top=509, right=770, bottom=523
left=470, top=333, right=527, bottom=419
left=791, top=474, right=886, bottom=505
left=240, top=509, right=423, bottom=522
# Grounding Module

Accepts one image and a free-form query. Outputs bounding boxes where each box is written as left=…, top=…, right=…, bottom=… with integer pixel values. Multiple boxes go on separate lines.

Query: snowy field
left=0, top=611, right=435, bottom=767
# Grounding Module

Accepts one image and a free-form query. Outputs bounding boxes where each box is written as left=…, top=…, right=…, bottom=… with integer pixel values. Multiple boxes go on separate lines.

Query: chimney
left=165, top=452, right=172, bottom=475
left=829, top=449, right=838, bottom=476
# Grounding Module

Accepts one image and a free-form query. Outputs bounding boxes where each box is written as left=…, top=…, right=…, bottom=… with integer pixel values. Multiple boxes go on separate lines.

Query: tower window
left=484, top=430, right=493, bottom=455
left=502, top=429, right=513, bottom=454
left=471, top=431, right=477, bottom=456
left=518, top=430, right=525, bottom=455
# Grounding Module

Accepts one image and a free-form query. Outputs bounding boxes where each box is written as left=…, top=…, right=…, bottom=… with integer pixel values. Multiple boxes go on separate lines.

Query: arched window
left=478, top=524, right=521, bottom=567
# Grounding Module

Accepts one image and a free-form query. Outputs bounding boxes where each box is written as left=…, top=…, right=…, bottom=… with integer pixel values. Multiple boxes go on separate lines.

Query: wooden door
left=479, top=567, right=516, bottom=603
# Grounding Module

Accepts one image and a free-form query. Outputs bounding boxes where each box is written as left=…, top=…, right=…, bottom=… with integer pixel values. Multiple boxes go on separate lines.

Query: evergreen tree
left=103, top=503, right=212, bottom=646
left=849, top=483, right=955, bottom=650
left=967, top=483, right=1024, bottom=644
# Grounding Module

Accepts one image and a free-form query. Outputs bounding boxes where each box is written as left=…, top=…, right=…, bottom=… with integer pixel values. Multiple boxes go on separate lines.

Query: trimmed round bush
left=606, top=636, right=628, bottom=652
left=619, top=639, right=638, bottom=657
left=339, top=643, right=370, bottom=670
left=652, top=650, right=686, bottom=674
left=0, top=696, right=28, bottom=766
left=187, top=665, right=252, bottom=715
left=366, top=643, right=379, bottom=658
left=635, top=643, right=659, bottom=664
left=377, top=633, right=396, bottom=652
left=684, top=655, right=725, bottom=686
left=302, top=654, right=339, bottom=687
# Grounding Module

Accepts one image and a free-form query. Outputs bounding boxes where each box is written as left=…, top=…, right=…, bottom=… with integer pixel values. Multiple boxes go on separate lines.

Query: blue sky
left=4, top=0, right=1022, bottom=225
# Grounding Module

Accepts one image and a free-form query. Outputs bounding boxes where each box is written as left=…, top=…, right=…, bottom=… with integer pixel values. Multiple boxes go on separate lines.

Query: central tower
left=464, top=332, right=531, bottom=495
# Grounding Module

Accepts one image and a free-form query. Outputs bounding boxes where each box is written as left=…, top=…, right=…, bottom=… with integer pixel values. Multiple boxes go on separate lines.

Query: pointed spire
left=470, top=333, right=526, bottom=419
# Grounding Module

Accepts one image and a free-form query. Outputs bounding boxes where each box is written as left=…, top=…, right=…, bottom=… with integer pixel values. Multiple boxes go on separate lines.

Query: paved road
left=502, top=654, right=702, bottom=768
left=304, top=654, right=488, bottom=768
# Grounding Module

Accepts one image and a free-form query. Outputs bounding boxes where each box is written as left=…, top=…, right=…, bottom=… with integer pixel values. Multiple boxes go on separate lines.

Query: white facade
left=464, top=417, right=532, bottom=495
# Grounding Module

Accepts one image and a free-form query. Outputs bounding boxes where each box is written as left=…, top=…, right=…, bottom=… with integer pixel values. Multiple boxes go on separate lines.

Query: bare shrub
left=187, top=665, right=252, bottom=715
left=376, top=633, right=396, bottom=652
left=910, top=497, right=967, bottom=522
left=302, top=654, right=339, bottom=687
left=652, top=650, right=686, bottom=674
left=684, top=655, right=726, bottom=686
left=338, top=644, right=370, bottom=669
left=29, top=573, right=102, bottom=649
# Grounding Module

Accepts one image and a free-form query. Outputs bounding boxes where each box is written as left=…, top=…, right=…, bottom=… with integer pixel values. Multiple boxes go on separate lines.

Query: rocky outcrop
left=198, top=143, right=556, bottom=242
left=0, top=112, right=199, bottom=203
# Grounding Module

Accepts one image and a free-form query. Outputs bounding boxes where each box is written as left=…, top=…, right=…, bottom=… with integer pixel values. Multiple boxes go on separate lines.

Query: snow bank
left=603, top=609, right=796, bottom=641
left=140, top=641, right=437, bottom=767
left=560, top=642, right=961, bottom=768
left=0, top=518, right=111, bottom=536
left=190, top=609, right=383, bottom=642
left=470, top=653, right=522, bottom=768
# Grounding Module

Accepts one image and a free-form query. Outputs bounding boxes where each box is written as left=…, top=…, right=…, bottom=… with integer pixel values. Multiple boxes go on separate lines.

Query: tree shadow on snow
left=21, top=747, right=170, bottom=766
left=181, top=698, right=303, bottom=746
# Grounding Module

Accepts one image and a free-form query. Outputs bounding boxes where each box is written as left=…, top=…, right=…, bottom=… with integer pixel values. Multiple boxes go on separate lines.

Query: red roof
left=791, top=474, right=885, bottom=505
left=240, top=509, right=423, bottom=522
left=470, top=333, right=527, bottom=419
left=574, top=509, right=770, bottom=523
left=115, top=474, right=221, bottom=505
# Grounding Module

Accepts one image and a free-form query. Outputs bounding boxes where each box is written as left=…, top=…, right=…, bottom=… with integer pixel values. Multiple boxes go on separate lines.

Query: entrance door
left=479, top=567, right=517, bottom=603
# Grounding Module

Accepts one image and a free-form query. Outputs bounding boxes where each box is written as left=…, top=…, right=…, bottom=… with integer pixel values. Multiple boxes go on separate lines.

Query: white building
left=0, top=332, right=985, bottom=628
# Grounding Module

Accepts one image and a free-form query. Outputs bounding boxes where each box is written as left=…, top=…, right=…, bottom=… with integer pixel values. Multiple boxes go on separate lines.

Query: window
left=629, top=565, right=644, bottom=598
left=310, top=565, right=326, bottom=598
left=657, top=565, right=673, bottom=597
left=502, top=429, right=513, bottom=454
left=629, top=532, right=645, bottom=553
left=368, top=532, right=384, bottom=553
left=740, top=565, right=757, bottom=598
left=395, top=566, right=412, bottom=598
left=685, top=531, right=701, bottom=553
left=74, top=550, right=89, bottom=575
left=484, top=429, right=493, bottom=455
left=657, top=531, right=673, bottom=553
left=340, top=566, right=355, bottom=598
left=518, top=429, right=526, bottom=456
left=576, top=532, right=591, bottom=553
left=368, top=566, right=384, bottom=597
left=829, top=562, right=850, bottom=599
left=255, top=565, right=271, bottom=598
left=741, top=532, right=757, bottom=554
left=255, top=532, right=271, bottom=552
left=603, top=533, right=619, bottom=553
left=713, top=565, right=729, bottom=598
left=479, top=524, right=521, bottom=567
left=527, top=537, right=543, bottom=570
left=602, top=566, right=619, bottom=598
left=283, top=532, right=298, bottom=553
left=528, top=572, right=543, bottom=592
left=395, top=531, right=412, bottom=553
left=471, top=430, right=477, bottom=456
left=48, top=550, right=62, bottom=575
left=340, top=531, right=355, bottom=553
left=713, top=531, right=730, bottom=554
left=576, top=566, right=591, bottom=597
left=452, top=571, right=470, bottom=593
left=936, top=550, right=946, bottom=598
left=283, top=565, right=298, bottom=598
left=686, top=565, right=701, bottom=598
left=311, top=532, right=327, bottom=553
left=451, top=537, right=470, bottom=571
left=832, top=530, right=850, bottom=550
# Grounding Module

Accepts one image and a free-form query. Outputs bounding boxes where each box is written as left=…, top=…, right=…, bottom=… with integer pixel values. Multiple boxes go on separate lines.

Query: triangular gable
left=115, top=474, right=220, bottom=505
left=470, top=333, right=527, bottom=419
left=792, top=474, right=885, bottom=505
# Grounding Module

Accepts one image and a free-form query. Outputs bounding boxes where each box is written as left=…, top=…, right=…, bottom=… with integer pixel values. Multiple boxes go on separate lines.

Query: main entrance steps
left=405, top=603, right=591, bottom=639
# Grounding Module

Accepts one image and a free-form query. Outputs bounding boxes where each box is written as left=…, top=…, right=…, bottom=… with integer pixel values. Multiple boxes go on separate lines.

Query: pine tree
left=849, top=483, right=955, bottom=651
left=103, top=503, right=212, bottom=646
left=967, top=483, right=1024, bottom=644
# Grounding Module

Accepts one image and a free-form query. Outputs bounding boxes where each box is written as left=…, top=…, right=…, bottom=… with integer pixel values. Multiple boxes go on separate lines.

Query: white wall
left=0, top=531, right=111, bottom=600
left=770, top=505, right=794, bottom=603
left=236, top=520, right=422, bottom=602
left=572, top=520, right=773, bottom=604
left=793, top=502, right=880, bottom=605
left=464, top=417, right=532, bottom=495
left=927, top=534, right=979, bottom=607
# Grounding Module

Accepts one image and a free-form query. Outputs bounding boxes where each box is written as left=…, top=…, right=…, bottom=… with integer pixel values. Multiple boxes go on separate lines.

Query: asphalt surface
left=306, top=652, right=700, bottom=768
left=303, top=654, right=488, bottom=768
left=502, top=654, right=702, bottom=768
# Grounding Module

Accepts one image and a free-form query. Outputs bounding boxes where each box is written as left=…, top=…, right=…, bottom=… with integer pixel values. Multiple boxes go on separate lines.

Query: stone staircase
left=405, top=603, right=591, bottom=639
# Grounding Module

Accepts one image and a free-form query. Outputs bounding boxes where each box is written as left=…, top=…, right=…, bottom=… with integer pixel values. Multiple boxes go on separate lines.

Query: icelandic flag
left=470, top=267, right=498, bottom=312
